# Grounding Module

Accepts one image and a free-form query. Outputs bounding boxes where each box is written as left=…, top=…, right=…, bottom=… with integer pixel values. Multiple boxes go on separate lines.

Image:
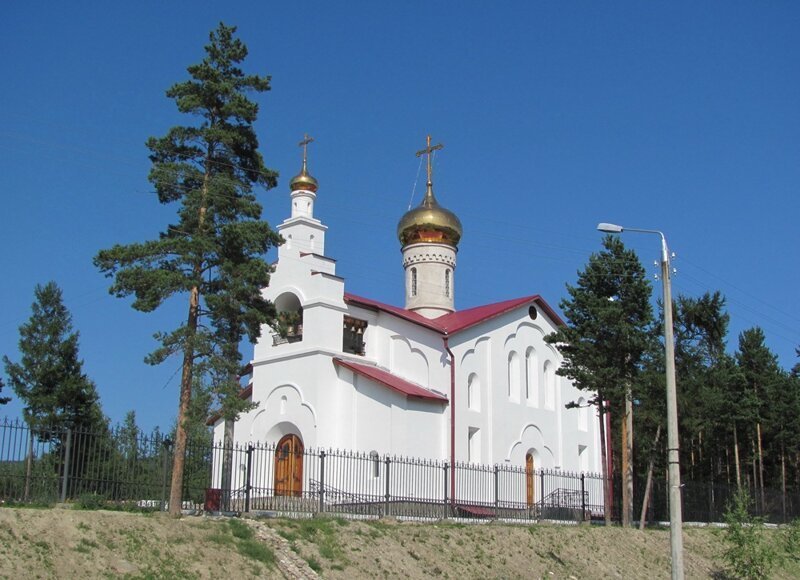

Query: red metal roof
left=344, top=293, right=445, bottom=332
left=344, top=293, right=564, bottom=336
left=333, top=358, right=448, bottom=402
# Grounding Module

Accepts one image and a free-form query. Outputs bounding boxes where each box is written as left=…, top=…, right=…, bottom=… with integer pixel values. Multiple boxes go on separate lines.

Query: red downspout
left=443, top=336, right=455, bottom=505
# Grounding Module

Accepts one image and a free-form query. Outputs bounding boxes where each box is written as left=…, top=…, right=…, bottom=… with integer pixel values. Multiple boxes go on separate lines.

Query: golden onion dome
left=289, top=159, right=318, bottom=193
left=397, top=184, right=462, bottom=247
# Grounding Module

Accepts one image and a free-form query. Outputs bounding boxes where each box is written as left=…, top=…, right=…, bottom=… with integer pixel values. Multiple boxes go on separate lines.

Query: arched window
left=508, top=351, right=520, bottom=402
left=467, top=373, right=480, bottom=411
left=525, top=347, right=538, bottom=406
left=445, top=269, right=450, bottom=297
left=468, top=427, right=480, bottom=463
left=411, top=267, right=417, bottom=296
left=543, top=360, right=555, bottom=409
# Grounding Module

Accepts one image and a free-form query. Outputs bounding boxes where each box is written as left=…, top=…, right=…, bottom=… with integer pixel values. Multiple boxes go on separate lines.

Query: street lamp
left=597, top=222, right=684, bottom=580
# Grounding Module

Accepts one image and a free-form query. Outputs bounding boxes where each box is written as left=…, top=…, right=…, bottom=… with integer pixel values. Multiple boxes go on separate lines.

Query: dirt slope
left=1, top=507, right=798, bottom=579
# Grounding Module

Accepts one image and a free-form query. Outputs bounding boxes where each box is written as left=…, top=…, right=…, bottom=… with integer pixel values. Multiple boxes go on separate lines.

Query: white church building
left=211, top=136, right=602, bottom=506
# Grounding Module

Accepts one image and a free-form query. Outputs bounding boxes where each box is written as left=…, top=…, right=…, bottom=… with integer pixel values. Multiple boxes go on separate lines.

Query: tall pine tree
left=736, top=327, right=782, bottom=507
left=3, top=281, right=105, bottom=435
left=94, top=23, right=280, bottom=515
left=546, top=235, right=655, bottom=525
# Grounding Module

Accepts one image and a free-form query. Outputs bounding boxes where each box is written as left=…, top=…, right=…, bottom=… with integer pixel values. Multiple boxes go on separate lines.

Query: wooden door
left=274, top=434, right=304, bottom=497
left=526, top=453, right=535, bottom=507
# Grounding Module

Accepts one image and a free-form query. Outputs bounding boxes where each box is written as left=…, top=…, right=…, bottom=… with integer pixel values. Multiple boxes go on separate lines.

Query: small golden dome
left=397, top=184, right=462, bottom=247
left=289, top=161, right=318, bottom=193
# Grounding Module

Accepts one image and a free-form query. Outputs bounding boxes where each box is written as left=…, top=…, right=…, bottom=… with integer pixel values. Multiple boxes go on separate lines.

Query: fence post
left=581, top=473, right=586, bottom=522
left=494, top=465, right=499, bottom=513
left=24, top=429, right=34, bottom=502
left=160, top=437, right=172, bottom=512
left=384, top=456, right=391, bottom=517
left=443, top=463, right=449, bottom=519
left=60, top=429, right=73, bottom=503
left=245, top=444, right=253, bottom=513
left=540, top=471, right=545, bottom=509
left=318, top=450, right=326, bottom=514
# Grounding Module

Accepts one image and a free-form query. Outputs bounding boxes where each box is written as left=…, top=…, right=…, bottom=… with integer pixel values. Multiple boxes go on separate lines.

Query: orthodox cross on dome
left=415, top=135, right=443, bottom=188
left=298, top=133, right=314, bottom=171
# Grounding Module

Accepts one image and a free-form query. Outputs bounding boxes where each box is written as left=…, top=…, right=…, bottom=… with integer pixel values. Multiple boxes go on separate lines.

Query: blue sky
left=2, top=2, right=798, bottom=432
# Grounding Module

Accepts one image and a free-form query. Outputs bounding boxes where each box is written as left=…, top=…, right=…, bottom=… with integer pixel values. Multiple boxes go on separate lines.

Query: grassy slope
left=2, top=507, right=800, bottom=579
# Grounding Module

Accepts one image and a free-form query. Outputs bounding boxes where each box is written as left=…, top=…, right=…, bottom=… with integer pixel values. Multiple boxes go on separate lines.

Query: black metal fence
left=2, top=418, right=798, bottom=524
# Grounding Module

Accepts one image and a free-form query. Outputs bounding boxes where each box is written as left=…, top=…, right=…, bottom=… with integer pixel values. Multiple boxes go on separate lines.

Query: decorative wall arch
left=507, top=423, right=555, bottom=469
left=390, top=335, right=430, bottom=387
left=251, top=383, right=318, bottom=447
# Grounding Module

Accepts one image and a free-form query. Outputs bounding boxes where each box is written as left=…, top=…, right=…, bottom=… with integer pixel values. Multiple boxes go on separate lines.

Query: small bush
left=74, top=492, right=107, bottom=510
left=721, top=489, right=778, bottom=580
left=783, top=518, right=800, bottom=561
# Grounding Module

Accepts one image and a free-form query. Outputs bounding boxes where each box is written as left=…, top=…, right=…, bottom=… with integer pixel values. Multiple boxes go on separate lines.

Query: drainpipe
left=443, top=336, right=455, bottom=506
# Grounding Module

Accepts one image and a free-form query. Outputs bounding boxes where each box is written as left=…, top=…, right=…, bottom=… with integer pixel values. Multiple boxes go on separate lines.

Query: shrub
left=74, top=492, right=107, bottom=510
left=782, top=518, right=800, bottom=562
left=721, top=489, right=778, bottom=580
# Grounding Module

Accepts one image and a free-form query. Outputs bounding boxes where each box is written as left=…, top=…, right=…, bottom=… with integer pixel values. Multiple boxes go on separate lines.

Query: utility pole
left=597, top=223, right=684, bottom=579
left=660, top=233, right=685, bottom=580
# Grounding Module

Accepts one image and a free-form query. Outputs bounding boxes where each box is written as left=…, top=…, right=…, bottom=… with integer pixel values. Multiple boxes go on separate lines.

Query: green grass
left=227, top=518, right=254, bottom=540
left=75, top=538, right=99, bottom=553
left=306, top=556, right=322, bottom=572
left=203, top=518, right=276, bottom=569
left=238, top=538, right=276, bottom=565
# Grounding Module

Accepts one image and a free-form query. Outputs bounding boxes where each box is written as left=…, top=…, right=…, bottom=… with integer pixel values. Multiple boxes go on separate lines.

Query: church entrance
left=525, top=452, right=535, bottom=507
left=274, top=434, right=304, bottom=497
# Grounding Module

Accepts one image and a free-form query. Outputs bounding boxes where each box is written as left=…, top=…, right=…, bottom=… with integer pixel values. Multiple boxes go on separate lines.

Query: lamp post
left=597, top=222, right=684, bottom=580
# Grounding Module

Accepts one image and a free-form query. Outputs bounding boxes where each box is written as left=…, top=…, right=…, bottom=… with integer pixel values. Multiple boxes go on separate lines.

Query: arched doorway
left=526, top=452, right=535, bottom=507
left=274, top=434, right=304, bottom=497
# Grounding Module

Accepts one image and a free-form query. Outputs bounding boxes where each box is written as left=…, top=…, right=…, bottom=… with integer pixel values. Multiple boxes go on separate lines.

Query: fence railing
left=1, top=418, right=798, bottom=524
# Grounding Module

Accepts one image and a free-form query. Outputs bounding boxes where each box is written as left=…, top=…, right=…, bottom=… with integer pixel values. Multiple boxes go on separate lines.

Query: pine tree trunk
left=168, top=284, right=199, bottom=516
left=639, top=425, right=661, bottom=530
left=756, top=422, right=766, bottom=513
left=751, top=439, right=758, bottom=501
left=168, top=154, right=211, bottom=517
left=725, top=446, right=730, bottom=486
left=781, top=446, right=787, bottom=523
left=733, top=425, right=741, bottom=488
left=621, top=397, right=633, bottom=527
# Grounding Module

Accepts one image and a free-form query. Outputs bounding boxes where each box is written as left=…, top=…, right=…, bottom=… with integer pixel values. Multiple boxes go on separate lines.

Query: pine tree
left=3, top=281, right=105, bottom=435
left=0, top=377, right=10, bottom=405
left=736, top=327, right=782, bottom=508
left=546, top=235, right=655, bottom=525
left=94, top=23, right=280, bottom=515
left=672, top=292, right=731, bottom=482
